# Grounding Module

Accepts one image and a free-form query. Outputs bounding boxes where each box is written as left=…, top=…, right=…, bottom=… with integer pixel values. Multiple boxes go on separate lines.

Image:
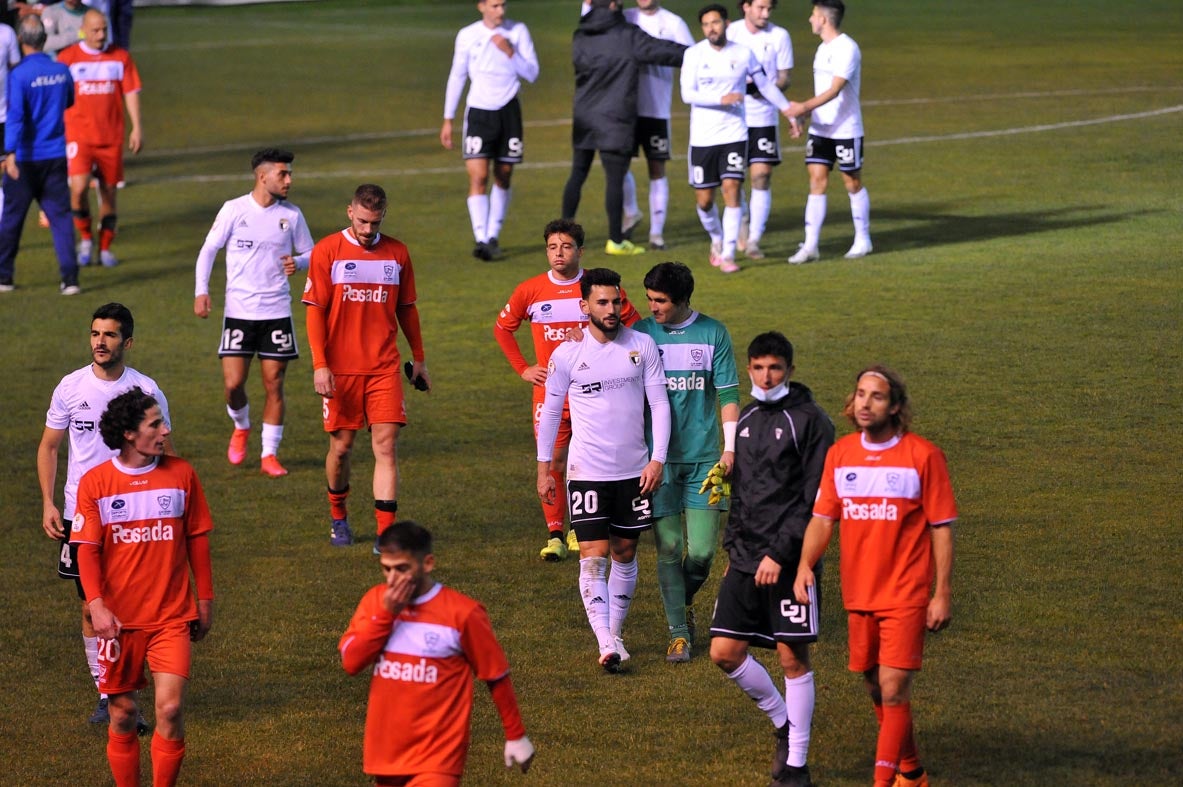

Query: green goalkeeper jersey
left=636, top=311, right=740, bottom=464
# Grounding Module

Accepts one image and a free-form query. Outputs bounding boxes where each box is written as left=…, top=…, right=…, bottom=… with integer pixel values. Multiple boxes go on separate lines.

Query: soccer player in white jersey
left=618, top=0, right=695, bottom=250
left=785, top=0, right=870, bottom=262
left=728, top=0, right=793, bottom=260
left=441, top=0, right=539, bottom=262
left=194, top=148, right=313, bottom=477
left=536, top=267, right=671, bottom=672
left=37, top=302, right=170, bottom=729
left=681, top=3, right=797, bottom=274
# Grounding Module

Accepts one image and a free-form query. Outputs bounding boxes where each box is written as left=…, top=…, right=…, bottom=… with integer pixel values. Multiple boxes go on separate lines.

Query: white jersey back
left=810, top=32, right=862, bottom=138
left=443, top=19, right=539, bottom=117
left=545, top=328, right=666, bottom=481
left=0, top=24, right=19, bottom=122
left=45, top=365, right=171, bottom=520
left=726, top=20, right=793, bottom=128
left=681, top=40, right=761, bottom=147
left=626, top=7, right=694, bottom=120
left=195, top=194, right=314, bottom=320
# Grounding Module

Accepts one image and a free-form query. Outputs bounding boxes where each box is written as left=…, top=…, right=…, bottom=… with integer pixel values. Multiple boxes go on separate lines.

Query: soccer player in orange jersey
left=303, top=184, right=430, bottom=547
left=57, top=9, right=142, bottom=268
left=794, top=366, right=957, bottom=787
left=72, top=387, right=214, bottom=787
left=340, top=521, right=534, bottom=785
left=494, top=218, right=639, bottom=560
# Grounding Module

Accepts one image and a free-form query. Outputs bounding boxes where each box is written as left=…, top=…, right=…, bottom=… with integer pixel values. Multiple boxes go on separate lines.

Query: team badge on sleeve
left=72, top=514, right=85, bottom=532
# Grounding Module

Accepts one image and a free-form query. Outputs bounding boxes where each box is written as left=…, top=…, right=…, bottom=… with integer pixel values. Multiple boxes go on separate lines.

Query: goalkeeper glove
left=697, top=462, right=731, bottom=507
left=504, top=736, right=535, bottom=773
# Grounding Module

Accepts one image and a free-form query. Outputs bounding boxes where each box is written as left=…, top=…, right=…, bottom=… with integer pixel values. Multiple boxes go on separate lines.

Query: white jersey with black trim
left=726, top=20, right=793, bottom=128
left=809, top=32, right=862, bottom=139
left=626, top=6, right=695, bottom=120
left=443, top=19, right=539, bottom=118
left=681, top=39, right=788, bottom=147
left=195, top=194, right=314, bottom=321
left=537, top=327, right=670, bottom=482
left=45, top=365, right=171, bottom=520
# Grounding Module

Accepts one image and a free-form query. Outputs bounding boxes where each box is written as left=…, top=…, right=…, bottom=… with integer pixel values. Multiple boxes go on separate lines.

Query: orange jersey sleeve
left=58, top=44, right=141, bottom=144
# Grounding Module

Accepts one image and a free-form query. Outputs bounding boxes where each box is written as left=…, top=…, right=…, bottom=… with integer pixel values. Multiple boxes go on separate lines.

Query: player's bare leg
left=259, top=359, right=288, bottom=476
left=221, top=356, right=252, bottom=466
left=69, top=173, right=95, bottom=265
left=466, top=158, right=495, bottom=259
left=150, top=673, right=189, bottom=787
left=840, top=169, right=872, bottom=258
left=370, top=422, right=401, bottom=537
left=326, top=428, right=356, bottom=545
left=106, top=691, right=142, bottom=785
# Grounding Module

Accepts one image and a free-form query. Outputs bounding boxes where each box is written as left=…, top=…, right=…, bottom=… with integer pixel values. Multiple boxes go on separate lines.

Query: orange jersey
left=303, top=230, right=419, bottom=375
left=339, top=583, right=511, bottom=778
left=493, top=269, right=639, bottom=375
left=57, top=43, right=141, bottom=145
left=813, top=432, right=957, bottom=612
left=71, top=455, right=213, bottom=629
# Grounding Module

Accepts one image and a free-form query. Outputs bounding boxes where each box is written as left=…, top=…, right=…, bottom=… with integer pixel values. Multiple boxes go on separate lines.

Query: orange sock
left=75, top=217, right=93, bottom=239
left=898, top=711, right=921, bottom=774
left=542, top=469, right=566, bottom=535
left=328, top=486, right=349, bottom=520
left=107, top=728, right=140, bottom=787
left=875, top=702, right=912, bottom=784
left=375, top=500, right=397, bottom=534
left=99, top=227, right=116, bottom=251
left=151, top=733, right=185, bottom=787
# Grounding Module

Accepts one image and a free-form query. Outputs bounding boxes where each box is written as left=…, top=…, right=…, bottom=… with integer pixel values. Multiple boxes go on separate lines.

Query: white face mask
left=749, top=380, right=788, bottom=402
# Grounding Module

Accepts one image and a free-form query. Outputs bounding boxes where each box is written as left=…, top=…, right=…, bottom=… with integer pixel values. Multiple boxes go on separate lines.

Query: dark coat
left=571, top=7, right=687, bottom=153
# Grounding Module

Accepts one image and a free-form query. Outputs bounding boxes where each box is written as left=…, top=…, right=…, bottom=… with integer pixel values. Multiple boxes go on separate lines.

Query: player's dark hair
left=643, top=261, right=694, bottom=307
left=842, top=364, right=913, bottom=433
left=543, top=218, right=585, bottom=249
left=251, top=148, right=294, bottom=171
left=747, top=331, right=793, bottom=367
left=739, top=0, right=777, bottom=13
left=580, top=267, right=622, bottom=300
left=92, top=302, right=134, bottom=340
left=353, top=184, right=387, bottom=213
left=590, top=0, right=616, bottom=9
left=99, top=387, right=159, bottom=450
left=377, top=520, right=433, bottom=559
left=18, top=15, right=47, bottom=48
left=699, top=3, right=729, bottom=22
left=813, top=0, right=844, bottom=27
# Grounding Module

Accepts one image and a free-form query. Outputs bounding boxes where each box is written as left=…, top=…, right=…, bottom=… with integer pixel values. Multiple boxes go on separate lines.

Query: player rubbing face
left=852, top=373, right=899, bottom=440
left=91, top=318, right=131, bottom=370
left=743, top=0, right=773, bottom=30
left=545, top=232, right=582, bottom=280
left=645, top=289, right=690, bottom=326
left=748, top=354, right=790, bottom=392
left=380, top=549, right=436, bottom=599
left=479, top=0, right=507, bottom=28
left=701, top=10, right=727, bottom=47
left=123, top=405, right=171, bottom=462
left=581, top=284, right=623, bottom=337
left=347, top=202, right=385, bottom=248
left=258, top=161, right=293, bottom=201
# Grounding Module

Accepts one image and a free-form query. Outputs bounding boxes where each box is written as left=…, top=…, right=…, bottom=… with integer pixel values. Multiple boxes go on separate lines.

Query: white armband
left=722, top=421, right=737, bottom=452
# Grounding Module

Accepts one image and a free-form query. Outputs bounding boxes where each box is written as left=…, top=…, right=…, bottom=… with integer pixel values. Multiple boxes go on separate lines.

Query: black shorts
left=634, top=116, right=672, bottom=161
left=462, top=97, right=524, bottom=163
left=567, top=478, right=654, bottom=541
left=218, top=316, right=299, bottom=360
left=747, top=125, right=782, bottom=166
left=688, top=141, right=746, bottom=189
left=58, top=527, right=86, bottom=599
left=710, top=553, right=822, bottom=647
left=804, top=134, right=864, bottom=173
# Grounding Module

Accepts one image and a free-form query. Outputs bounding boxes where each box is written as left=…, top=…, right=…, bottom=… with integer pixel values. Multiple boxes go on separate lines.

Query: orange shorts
left=323, top=372, right=406, bottom=432
left=532, top=394, right=571, bottom=453
left=67, top=140, right=123, bottom=183
left=98, top=621, right=192, bottom=695
left=846, top=607, right=927, bottom=673
left=374, top=775, right=460, bottom=787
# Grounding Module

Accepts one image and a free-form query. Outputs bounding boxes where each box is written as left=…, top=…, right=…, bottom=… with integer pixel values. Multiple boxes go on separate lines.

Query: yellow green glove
left=697, top=462, right=731, bottom=506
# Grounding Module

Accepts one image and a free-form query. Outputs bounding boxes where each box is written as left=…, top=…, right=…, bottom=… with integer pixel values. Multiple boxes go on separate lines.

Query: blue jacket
left=4, top=52, right=74, bottom=162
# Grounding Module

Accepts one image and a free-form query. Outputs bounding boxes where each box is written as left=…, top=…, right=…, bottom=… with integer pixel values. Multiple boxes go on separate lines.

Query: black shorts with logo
left=710, top=551, right=822, bottom=647
left=634, top=116, right=672, bottom=161
left=567, top=478, right=654, bottom=541
left=218, top=316, right=299, bottom=360
left=804, top=134, right=864, bottom=173
left=688, top=141, right=747, bottom=189
left=747, top=125, right=782, bottom=166
left=462, top=97, right=525, bottom=163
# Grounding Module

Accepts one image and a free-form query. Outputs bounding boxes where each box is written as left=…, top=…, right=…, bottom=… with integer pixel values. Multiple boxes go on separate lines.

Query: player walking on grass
left=340, top=521, right=535, bottom=785
left=536, top=267, right=670, bottom=672
left=72, top=387, right=214, bottom=787
left=441, top=0, right=539, bottom=261
left=795, top=366, right=956, bottom=787
left=303, top=184, right=430, bottom=547
left=495, top=218, right=641, bottom=561
left=632, top=262, right=739, bottom=663
left=38, top=303, right=169, bottom=730
left=194, top=148, right=313, bottom=478
left=784, top=0, right=871, bottom=263
left=710, top=331, right=833, bottom=787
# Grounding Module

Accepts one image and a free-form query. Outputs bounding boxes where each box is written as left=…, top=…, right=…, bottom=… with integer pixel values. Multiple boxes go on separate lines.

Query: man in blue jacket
left=1, top=14, right=79, bottom=294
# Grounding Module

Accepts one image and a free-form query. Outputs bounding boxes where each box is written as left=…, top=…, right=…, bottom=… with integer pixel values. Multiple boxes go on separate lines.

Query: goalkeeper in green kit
left=633, top=262, right=740, bottom=664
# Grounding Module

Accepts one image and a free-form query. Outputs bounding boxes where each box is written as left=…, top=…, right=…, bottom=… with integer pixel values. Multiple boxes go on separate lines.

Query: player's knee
left=710, top=641, right=742, bottom=672
left=155, top=697, right=184, bottom=731
left=751, top=172, right=771, bottom=190
left=108, top=694, right=138, bottom=732
left=72, top=207, right=90, bottom=220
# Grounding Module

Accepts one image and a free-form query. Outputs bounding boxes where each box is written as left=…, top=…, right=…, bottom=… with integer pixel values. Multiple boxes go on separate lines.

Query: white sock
left=228, top=404, right=250, bottom=430
left=749, top=188, right=772, bottom=243
left=648, top=177, right=669, bottom=237
left=579, top=557, right=611, bottom=649
left=722, top=206, right=743, bottom=259
left=623, top=171, right=639, bottom=218
left=607, top=557, right=637, bottom=638
left=849, top=187, right=871, bottom=243
left=261, top=422, right=284, bottom=458
left=84, top=634, right=101, bottom=690
left=727, top=654, right=788, bottom=728
left=466, top=194, right=489, bottom=243
left=785, top=671, right=815, bottom=767
left=488, top=185, right=510, bottom=241
left=803, top=194, right=826, bottom=251
left=696, top=204, right=721, bottom=245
